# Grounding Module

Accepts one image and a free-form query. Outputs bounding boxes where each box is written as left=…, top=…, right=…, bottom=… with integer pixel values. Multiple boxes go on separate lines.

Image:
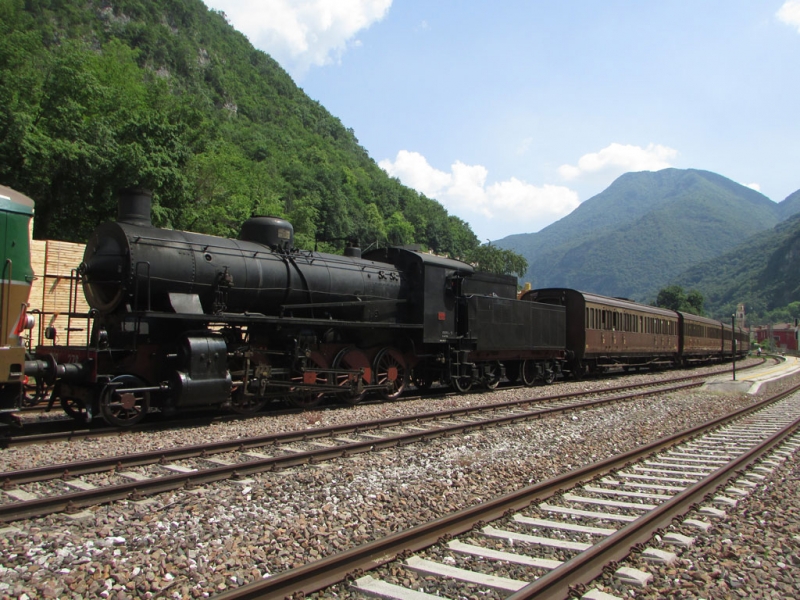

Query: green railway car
left=0, top=184, right=35, bottom=412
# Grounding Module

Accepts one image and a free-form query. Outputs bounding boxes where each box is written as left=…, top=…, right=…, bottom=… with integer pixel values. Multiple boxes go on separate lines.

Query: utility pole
left=731, top=314, right=736, bottom=381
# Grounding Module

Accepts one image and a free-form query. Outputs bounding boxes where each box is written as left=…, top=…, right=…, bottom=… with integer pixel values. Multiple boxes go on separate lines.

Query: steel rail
left=508, top=395, right=800, bottom=599
left=210, top=382, right=800, bottom=600
left=0, top=378, right=704, bottom=485
left=0, top=381, right=701, bottom=522
left=4, top=359, right=764, bottom=447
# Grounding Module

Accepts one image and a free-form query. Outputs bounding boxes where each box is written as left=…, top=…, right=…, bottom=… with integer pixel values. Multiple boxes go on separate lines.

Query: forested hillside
left=778, top=189, right=800, bottom=220
left=0, top=0, right=525, bottom=275
left=494, top=169, right=793, bottom=299
left=670, top=211, right=800, bottom=323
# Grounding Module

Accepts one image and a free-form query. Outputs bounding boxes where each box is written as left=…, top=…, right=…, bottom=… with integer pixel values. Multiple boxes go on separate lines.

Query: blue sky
left=201, top=1, right=800, bottom=242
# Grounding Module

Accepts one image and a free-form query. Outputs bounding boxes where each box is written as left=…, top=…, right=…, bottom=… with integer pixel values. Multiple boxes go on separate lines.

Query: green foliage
left=465, top=244, right=529, bottom=279
left=654, top=285, right=705, bottom=316
left=671, top=212, right=800, bottom=323
left=0, top=0, right=527, bottom=276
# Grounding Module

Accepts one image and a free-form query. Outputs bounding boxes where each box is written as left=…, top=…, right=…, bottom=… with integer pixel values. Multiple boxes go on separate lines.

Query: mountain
left=494, top=169, right=785, bottom=300
left=1, top=0, right=518, bottom=270
left=669, top=210, right=800, bottom=320
left=778, top=189, right=800, bottom=220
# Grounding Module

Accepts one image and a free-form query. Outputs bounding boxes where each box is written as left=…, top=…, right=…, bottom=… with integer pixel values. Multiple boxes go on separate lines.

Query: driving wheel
left=287, top=352, right=329, bottom=408
left=373, top=347, right=407, bottom=400
left=99, top=375, right=149, bottom=427
left=333, top=347, right=371, bottom=405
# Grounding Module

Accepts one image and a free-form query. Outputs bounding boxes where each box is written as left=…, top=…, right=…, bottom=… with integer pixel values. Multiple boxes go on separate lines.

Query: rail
left=213, top=382, right=800, bottom=599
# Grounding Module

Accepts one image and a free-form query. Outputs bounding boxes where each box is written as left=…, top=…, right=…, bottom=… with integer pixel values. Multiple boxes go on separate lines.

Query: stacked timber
left=29, top=240, right=90, bottom=347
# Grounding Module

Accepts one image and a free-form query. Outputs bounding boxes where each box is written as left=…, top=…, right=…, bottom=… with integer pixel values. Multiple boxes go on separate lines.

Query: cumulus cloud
left=379, top=150, right=580, bottom=236
left=778, top=0, right=800, bottom=32
left=558, top=143, right=678, bottom=180
left=744, top=182, right=762, bottom=192
left=202, top=0, right=392, bottom=77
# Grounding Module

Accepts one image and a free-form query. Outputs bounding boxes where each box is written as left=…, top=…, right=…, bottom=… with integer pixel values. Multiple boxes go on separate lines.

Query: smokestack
left=117, top=188, right=152, bottom=227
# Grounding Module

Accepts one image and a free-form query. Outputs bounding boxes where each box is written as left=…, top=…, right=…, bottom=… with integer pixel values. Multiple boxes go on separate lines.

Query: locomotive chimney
left=344, top=238, right=361, bottom=259
left=117, top=188, right=152, bottom=227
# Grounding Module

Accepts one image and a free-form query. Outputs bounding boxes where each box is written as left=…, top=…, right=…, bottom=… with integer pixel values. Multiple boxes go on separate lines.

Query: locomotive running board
left=130, top=311, right=423, bottom=330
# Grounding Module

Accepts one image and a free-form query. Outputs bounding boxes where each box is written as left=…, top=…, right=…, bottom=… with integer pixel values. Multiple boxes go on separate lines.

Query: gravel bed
left=0, top=359, right=796, bottom=600
left=4, top=360, right=758, bottom=472
left=589, top=434, right=800, bottom=599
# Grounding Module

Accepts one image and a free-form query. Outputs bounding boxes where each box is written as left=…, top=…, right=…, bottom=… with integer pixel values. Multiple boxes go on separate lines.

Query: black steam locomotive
left=32, top=190, right=566, bottom=426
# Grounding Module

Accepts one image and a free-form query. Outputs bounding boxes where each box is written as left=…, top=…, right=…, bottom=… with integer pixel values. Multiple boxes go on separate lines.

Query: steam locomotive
left=4, top=188, right=748, bottom=428
left=26, top=190, right=566, bottom=426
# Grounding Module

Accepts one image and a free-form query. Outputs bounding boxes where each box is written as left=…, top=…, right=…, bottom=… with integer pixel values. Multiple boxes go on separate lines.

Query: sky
left=201, top=1, right=800, bottom=242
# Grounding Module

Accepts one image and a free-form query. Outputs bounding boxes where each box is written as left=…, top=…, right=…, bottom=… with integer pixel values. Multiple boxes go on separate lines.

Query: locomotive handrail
left=65, top=268, right=84, bottom=348
left=280, top=298, right=408, bottom=310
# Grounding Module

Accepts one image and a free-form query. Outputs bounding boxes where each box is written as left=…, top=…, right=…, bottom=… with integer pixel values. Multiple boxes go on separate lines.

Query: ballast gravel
left=0, top=360, right=798, bottom=600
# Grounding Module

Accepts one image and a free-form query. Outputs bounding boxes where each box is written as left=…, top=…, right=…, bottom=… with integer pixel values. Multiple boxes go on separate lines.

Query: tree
left=655, top=285, right=705, bottom=316
left=467, top=244, right=529, bottom=278
left=385, top=211, right=415, bottom=246
left=686, top=290, right=705, bottom=316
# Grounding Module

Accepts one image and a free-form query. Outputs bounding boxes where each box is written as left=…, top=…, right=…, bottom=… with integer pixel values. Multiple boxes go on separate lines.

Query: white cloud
left=202, top=0, right=392, bottom=77
left=380, top=150, right=580, bottom=237
left=777, top=1, right=800, bottom=32
left=744, top=182, right=762, bottom=192
left=558, top=143, right=678, bottom=180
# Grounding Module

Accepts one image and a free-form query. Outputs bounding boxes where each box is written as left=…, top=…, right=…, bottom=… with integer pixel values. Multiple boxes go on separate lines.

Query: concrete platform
left=702, top=355, right=800, bottom=395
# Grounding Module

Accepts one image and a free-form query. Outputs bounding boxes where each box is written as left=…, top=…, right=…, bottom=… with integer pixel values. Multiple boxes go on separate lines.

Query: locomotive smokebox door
left=171, top=335, right=233, bottom=407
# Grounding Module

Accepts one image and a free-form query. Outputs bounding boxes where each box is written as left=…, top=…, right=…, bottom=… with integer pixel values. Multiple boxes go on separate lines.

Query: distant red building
left=752, top=323, right=799, bottom=351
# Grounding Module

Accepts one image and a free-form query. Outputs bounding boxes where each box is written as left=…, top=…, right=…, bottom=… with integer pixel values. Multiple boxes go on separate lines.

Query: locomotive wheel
left=373, top=347, right=407, bottom=400
left=288, top=352, right=329, bottom=409
left=482, top=362, right=502, bottom=390
left=230, top=386, right=267, bottom=415
left=504, top=361, right=520, bottom=384
left=520, top=359, right=537, bottom=387
left=24, top=377, right=48, bottom=407
left=542, top=366, right=555, bottom=385
left=332, top=347, right=371, bottom=405
left=452, top=376, right=472, bottom=394
left=411, top=368, right=434, bottom=391
left=61, top=396, right=91, bottom=423
left=99, top=375, right=149, bottom=427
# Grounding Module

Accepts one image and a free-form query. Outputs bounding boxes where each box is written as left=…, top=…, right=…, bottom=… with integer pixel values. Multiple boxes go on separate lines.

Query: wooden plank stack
left=29, top=240, right=90, bottom=347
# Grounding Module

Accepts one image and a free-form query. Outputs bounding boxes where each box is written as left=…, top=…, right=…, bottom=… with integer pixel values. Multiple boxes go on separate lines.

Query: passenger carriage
left=523, top=288, right=680, bottom=375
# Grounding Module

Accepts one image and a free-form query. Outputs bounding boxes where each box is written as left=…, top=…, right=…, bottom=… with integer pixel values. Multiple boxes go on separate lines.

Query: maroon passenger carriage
left=522, top=288, right=679, bottom=375
left=523, top=288, right=749, bottom=376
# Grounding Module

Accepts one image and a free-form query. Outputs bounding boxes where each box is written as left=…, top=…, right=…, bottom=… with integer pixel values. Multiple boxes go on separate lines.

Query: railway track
left=0, top=377, right=708, bottom=523
left=209, top=382, right=800, bottom=600
left=2, top=360, right=765, bottom=447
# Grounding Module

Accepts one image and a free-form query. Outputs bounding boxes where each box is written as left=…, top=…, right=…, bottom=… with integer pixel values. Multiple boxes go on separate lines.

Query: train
left=0, top=185, right=36, bottom=415
left=1, top=188, right=749, bottom=427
